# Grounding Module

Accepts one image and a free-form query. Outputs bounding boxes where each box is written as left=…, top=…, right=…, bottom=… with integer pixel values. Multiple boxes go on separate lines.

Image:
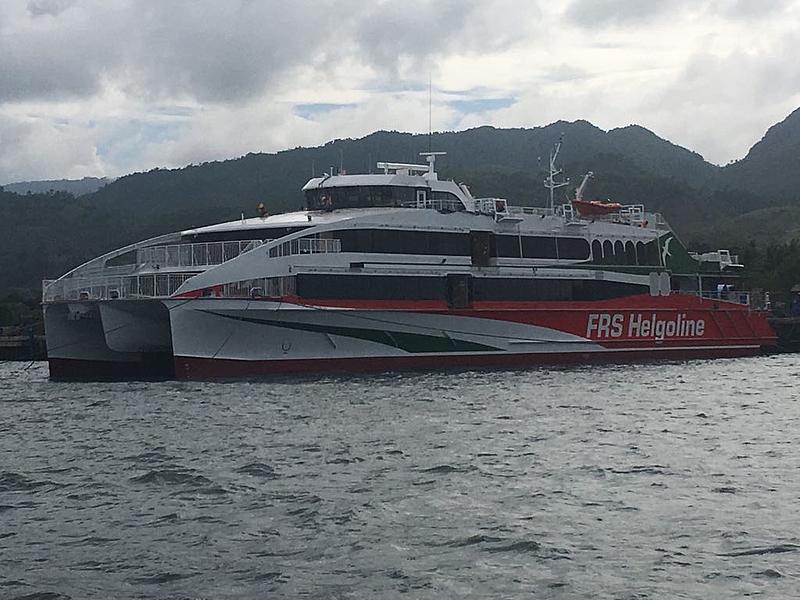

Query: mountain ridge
left=2, top=112, right=800, bottom=294
left=1, top=176, right=112, bottom=197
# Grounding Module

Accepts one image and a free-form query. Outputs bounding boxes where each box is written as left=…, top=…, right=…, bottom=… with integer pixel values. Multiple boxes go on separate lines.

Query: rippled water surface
left=2, top=356, right=800, bottom=599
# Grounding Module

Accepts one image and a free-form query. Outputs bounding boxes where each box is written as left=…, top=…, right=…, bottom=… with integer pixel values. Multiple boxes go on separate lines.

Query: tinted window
left=592, top=240, right=602, bottom=262
left=639, top=240, right=661, bottom=266
left=625, top=241, right=636, bottom=265
left=296, top=274, right=445, bottom=300
left=306, top=186, right=418, bottom=210
left=495, top=235, right=521, bottom=258
left=335, top=229, right=470, bottom=256
left=296, top=274, right=647, bottom=302
left=522, top=236, right=557, bottom=259
left=557, top=237, right=591, bottom=260
left=474, top=278, right=648, bottom=301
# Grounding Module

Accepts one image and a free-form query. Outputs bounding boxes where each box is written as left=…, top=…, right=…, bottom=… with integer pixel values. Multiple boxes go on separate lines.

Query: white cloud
left=0, top=0, right=799, bottom=182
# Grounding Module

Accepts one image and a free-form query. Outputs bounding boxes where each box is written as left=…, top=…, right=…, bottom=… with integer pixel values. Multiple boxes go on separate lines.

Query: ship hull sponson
left=166, top=295, right=776, bottom=380
left=43, top=300, right=174, bottom=381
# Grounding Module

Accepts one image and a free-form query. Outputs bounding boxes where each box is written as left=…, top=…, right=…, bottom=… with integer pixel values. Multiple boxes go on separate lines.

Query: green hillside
left=3, top=114, right=800, bottom=303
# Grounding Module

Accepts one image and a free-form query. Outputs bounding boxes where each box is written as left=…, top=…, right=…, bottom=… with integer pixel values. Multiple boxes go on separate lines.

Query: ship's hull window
left=522, top=236, right=557, bottom=259
left=474, top=278, right=647, bottom=302
left=638, top=240, right=661, bottom=266
left=294, top=274, right=648, bottom=302
left=625, top=241, right=636, bottom=265
left=335, top=229, right=471, bottom=256
left=296, top=274, right=445, bottom=300
left=614, top=241, right=625, bottom=264
left=636, top=241, right=646, bottom=265
left=602, top=240, right=613, bottom=263
left=306, top=186, right=422, bottom=210
left=495, top=235, right=521, bottom=258
left=592, top=240, right=603, bottom=262
left=557, top=237, right=591, bottom=260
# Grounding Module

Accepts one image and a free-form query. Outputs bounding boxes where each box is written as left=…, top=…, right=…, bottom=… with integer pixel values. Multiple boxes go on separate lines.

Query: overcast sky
left=1, top=0, right=799, bottom=183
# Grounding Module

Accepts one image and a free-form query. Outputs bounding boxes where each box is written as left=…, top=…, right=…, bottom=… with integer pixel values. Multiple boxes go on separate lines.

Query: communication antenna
left=428, top=74, right=433, bottom=154
left=543, top=135, right=570, bottom=211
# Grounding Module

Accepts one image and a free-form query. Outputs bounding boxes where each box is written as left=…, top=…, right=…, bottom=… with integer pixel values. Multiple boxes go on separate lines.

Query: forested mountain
left=3, top=113, right=800, bottom=298
left=721, top=107, right=800, bottom=201
left=2, top=176, right=111, bottom=196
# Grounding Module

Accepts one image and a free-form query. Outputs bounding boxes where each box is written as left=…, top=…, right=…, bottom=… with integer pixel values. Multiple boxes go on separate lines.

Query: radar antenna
left=419, top=151, right=446, bottom=181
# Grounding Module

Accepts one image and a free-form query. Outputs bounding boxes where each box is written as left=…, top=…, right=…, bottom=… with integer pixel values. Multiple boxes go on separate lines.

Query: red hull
left=49, top=294, right=778, bottom=380
left=174, top=345, right=764, bottom=379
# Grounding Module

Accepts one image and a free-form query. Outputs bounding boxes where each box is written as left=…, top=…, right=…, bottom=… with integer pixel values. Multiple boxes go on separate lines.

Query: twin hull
left=44, top=295, right=776, bottom=380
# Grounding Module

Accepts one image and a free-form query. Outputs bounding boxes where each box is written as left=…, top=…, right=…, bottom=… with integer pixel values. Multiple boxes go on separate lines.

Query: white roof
left=181, top=208, right=403, bottom=236
left=302, top=173, right=428, bottom=190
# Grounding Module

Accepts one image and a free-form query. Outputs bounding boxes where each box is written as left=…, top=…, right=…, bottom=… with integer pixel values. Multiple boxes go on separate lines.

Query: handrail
left=137, top=239, right=267, bottom=268
left=43, top=239, right=269, bottom=301
left=681, top=290, right=752, bottom=307
left=267, top=238, right=341, bottom=258
left=42, top=272, right=201, bottom=302
left=398, top=199, right=465, bottom=212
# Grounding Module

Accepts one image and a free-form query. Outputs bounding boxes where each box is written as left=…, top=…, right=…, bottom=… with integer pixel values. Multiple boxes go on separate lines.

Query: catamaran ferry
left=42, top=150, right=776, bottom=380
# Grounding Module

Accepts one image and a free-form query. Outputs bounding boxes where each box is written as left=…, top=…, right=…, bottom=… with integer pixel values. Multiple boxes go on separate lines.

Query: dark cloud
left=353, top=0, right=476, bottom=72
left=0, top=0, right=518, bottom=105
left=0, top=25, right=109, bottom=101
left=27, top=0, right=74, bottom=17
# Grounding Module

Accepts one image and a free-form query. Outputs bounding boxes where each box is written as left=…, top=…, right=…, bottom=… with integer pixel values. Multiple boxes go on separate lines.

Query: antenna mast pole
left=428, top=75, right=432, bottom=154
left=544, top=136, right=569, bottom=212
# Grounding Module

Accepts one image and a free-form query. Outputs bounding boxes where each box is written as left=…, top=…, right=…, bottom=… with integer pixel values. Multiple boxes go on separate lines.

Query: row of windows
left=493, top=235, right=590, bottom=260
left=591, top=239, right=661, bottom=266
left=179, top=226, right=659, bottom=265
left=222, top=276, right=296, bottom=299
left=336, top=229, right=471, bottom=256
left=333, top=229, right=592, bottom=260
left=306, top=186, right=417, bottom=210
left=306, top=185, right=466, bottom=211
left=295, top=274, right=648, bottom=302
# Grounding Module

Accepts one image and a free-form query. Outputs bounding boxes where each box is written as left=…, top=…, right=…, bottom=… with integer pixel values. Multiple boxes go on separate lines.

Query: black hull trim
left=48, top=353, right=175, bottom=381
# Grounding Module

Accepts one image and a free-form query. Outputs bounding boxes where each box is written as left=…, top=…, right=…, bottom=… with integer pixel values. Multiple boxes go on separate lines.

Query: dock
left=768, top=317, right=800, bottom=353
left=0, top=332, right=47, bottom=361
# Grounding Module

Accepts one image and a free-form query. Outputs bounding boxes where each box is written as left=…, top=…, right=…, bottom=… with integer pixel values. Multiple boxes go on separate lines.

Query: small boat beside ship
left=42, top=150, right=777, bottom=380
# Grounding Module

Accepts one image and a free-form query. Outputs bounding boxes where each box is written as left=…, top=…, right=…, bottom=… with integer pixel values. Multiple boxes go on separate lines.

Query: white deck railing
left=137, top=239, right=266, bottom=268
left=267, top=238, right=341, bottom=258
left=43, top=239, right=266, bottom=302
left=43, top=272, right=200, bottom=302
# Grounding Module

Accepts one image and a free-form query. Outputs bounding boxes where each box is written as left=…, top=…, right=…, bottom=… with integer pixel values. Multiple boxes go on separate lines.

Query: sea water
left=1, top=356, right=799, bottom=599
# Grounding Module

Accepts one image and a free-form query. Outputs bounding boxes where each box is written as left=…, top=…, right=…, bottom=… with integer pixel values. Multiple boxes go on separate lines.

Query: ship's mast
left=544, top=137, right=569, bottom=211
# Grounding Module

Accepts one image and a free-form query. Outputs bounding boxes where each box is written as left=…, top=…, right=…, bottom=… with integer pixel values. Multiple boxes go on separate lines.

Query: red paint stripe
left=174, top=346, right=763, bottom=380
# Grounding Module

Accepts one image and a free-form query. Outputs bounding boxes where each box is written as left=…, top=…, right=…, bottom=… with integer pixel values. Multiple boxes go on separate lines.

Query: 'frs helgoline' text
left=586, top=313, right=706, bottom=341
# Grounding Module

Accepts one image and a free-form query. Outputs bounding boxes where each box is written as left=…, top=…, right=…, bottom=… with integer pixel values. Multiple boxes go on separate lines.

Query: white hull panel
left=166, top=298, right=602, bottom=363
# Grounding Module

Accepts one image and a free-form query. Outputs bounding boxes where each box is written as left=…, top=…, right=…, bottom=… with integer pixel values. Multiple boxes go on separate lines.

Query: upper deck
left=42, top=153, right=700, bottom=304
